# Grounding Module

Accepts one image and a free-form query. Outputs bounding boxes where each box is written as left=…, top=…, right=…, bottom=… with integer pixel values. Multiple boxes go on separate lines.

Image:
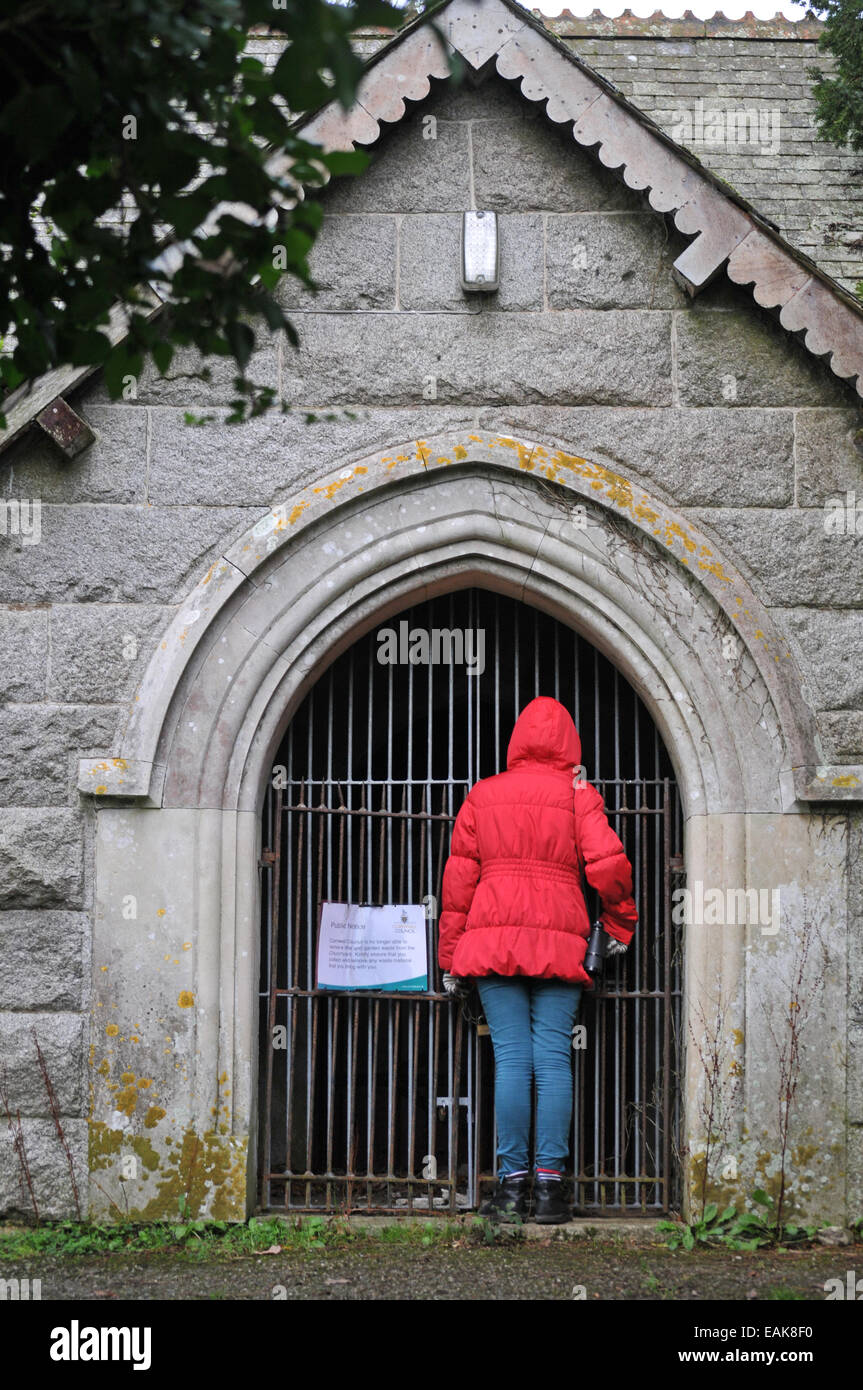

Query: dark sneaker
left=478, top=1174, right=529, bottom=1222
left=533, top=1175, right=571, bottom=1224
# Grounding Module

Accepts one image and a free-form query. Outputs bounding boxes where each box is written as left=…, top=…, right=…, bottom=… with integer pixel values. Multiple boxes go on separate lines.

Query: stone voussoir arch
left=78, top=427, right=833, bottom=819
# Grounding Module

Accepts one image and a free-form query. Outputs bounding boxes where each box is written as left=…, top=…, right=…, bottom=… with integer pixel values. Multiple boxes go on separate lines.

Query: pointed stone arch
left=80, top=428, right=828, bottom=814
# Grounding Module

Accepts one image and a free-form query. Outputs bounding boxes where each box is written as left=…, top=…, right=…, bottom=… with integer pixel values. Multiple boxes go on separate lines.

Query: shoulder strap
left=572, top=781, right=586, bottom=882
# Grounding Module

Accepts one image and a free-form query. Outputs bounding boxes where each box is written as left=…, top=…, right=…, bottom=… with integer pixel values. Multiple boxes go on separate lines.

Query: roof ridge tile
left=532, top=8, right=824, bottom=40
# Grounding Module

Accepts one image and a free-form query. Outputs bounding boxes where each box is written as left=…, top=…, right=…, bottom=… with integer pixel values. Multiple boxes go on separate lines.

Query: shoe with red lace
left=533, top=1169, right=571, bottom=1224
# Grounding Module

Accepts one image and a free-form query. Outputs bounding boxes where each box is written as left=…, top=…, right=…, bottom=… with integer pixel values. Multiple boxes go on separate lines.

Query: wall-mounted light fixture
left=461, top=210, right=499, bottom=293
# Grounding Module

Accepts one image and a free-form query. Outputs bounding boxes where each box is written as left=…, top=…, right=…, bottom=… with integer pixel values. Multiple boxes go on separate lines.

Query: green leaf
left=319, top=149, right=371, bottom=179
left=258, top=296, right=289, bottom=333
left=702, top=1203, right=718, bottom=1224
left=257, top=261, right=282, bottom=291
left=1, top=86, right=74, bottom=163
left=159, top=194, right=217, bottom=239
left=224, top=320, right=255, bottom=372
left=751, top=1189, right=773, bottom=1207
left=103, top=343, right=143, bottom=400
left=0, top=359, right=25, bottom=391
left=152, top=341, right=174, bottom=375
left=352, top=1, right=406, bottom=24
left=62, top=52, right=102, bottom=115
left=66, top=329, right=113, bottom=367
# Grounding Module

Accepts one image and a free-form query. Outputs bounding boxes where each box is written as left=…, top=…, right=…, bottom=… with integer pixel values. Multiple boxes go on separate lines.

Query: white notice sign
left=316, top=902, right=428, bottom=992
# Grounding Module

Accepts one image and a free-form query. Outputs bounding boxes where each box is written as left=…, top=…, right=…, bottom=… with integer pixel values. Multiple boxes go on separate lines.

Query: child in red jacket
left=437, top=695, right=637, bottom=1223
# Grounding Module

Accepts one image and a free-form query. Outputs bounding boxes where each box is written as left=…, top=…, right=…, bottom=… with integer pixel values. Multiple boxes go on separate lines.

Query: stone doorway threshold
left=269, top=1213, right=670, bottom=1242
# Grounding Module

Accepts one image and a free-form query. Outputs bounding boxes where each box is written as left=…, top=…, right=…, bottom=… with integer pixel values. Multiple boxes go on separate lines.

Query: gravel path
left=3, top=1238, right=859, bottom=1301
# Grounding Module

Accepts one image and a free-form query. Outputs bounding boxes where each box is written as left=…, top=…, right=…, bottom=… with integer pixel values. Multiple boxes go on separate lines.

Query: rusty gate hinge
left=259, top=849, right=277, bottom=867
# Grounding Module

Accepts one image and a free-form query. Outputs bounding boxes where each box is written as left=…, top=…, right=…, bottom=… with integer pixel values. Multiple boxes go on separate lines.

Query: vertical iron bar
left=662, top=778, right=672, bottom=1213
left=263, top=784, right=283, bottom=1208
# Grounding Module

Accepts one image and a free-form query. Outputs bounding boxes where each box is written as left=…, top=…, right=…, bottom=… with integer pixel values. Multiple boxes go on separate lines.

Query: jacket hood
left=506, top=696, right=581, bottom=772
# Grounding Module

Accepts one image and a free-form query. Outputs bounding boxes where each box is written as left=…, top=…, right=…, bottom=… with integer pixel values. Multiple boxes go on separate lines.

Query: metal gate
left=258, top=589, right=684, bottom=1215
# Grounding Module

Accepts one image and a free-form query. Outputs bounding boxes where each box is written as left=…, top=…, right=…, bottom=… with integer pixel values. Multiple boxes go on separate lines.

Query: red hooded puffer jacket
left=437, top=696, right=637, bottom=987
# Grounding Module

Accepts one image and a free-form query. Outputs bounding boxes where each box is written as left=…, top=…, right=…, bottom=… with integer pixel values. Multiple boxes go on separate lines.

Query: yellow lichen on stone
left=659, top=520, right=696, bottom=553
left=114, top=1085, right=138, bottom=1117
left=492, top=436, right=540, bottom=471
left=697, top=557, right=734, bottom=582
left=313, top=477, right=350, bottom=501
left=90, top=1124, right=248, bottom=1221
left=89, top=1122, right=161, bottom=1176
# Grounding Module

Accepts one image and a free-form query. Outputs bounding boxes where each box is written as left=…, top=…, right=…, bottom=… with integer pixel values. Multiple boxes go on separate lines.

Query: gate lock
left=436, top=1096, right=469, bottom=1122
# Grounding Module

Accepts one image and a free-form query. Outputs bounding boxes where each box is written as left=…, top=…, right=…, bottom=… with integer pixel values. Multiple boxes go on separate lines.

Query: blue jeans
left=477, top=974, right=582, bottom=1176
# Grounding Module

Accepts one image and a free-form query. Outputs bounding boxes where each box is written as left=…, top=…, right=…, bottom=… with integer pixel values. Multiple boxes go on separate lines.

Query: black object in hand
left=584, top=921, right=608, bottom=976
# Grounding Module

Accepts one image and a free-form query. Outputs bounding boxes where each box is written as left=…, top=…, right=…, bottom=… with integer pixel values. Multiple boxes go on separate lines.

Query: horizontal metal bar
left=266, top=986, right=682, bottom=1002
left=263, top=1206, right=665, bottom=1217
left=280, top=804, right=668, bottom=819
left=271, top=987, right=449, bottom=1002
left=282, top=804, right=457, bottom=822
left=263, top=1170, right=667, bottom=1188
left=264, top=1172, right=456, bottom=1186
left=275, top=777, right=675, bottom=788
